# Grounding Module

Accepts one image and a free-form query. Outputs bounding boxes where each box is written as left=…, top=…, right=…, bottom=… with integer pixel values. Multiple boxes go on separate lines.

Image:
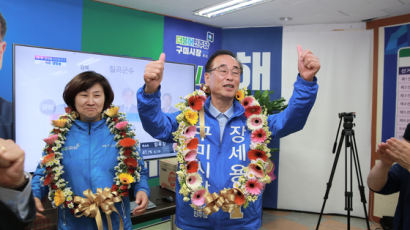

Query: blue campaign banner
left=382, top=24, right=410, bottom=142
left=222, top=27, right=283, bottom=209
left=222, top=27, right=282, bottom=96
left=163, top=16, right=222, bottom=86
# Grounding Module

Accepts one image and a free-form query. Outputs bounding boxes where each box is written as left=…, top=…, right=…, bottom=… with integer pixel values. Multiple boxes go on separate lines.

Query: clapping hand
left=384, top=138, right=410, bottom=170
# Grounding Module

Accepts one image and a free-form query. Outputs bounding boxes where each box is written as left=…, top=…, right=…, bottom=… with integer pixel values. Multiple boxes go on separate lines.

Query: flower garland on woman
left=40, top=106, right=142, bottom=212
left=173, top=88, right=276, bottom=214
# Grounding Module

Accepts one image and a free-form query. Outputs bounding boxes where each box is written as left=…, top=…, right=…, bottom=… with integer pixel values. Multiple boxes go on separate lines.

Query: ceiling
left=95, top=0, right=410, bottom=28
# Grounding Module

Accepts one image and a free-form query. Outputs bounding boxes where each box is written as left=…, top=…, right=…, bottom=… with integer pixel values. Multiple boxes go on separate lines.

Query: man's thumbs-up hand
left=297, top=45, right=320, bottom=81
left=144, top=53, right=166, bottom=94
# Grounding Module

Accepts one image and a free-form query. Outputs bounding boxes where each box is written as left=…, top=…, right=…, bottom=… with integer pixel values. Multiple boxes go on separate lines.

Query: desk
left=131, top=186, right=176, bottom=226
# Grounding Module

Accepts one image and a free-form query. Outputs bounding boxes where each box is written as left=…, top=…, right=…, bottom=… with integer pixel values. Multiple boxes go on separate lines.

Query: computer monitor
left=13, top=44, right=195, bottom=172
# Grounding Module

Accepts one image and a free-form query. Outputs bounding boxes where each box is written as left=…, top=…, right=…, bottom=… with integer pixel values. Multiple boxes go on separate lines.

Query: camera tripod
left=316, top=113, right=370, bottom=230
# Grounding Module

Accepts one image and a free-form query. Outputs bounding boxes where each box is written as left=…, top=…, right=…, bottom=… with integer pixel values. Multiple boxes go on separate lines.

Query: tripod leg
left=316, top=131, right=345, bottom=230
left=351, top=132, right=371, bottom=230
left=346, top=134, right=353, bottom=230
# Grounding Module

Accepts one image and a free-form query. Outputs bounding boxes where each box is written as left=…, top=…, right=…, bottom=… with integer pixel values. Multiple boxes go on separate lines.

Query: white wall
left=278, top=23, right=373, bottom=217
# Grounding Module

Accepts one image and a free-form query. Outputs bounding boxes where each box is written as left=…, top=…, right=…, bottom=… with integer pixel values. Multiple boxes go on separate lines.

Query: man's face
left=0, top=39, right=6, bottom=70
left=205, top=54, right=241, bottom=101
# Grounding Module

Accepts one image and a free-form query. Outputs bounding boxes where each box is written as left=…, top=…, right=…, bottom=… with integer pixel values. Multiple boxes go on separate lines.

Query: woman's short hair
left=63, top=71, right=114, bottom=111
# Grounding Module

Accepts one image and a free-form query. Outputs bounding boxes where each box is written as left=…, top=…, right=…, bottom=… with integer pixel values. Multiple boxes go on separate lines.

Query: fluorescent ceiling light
left=194, top=0, right=272, bottom=18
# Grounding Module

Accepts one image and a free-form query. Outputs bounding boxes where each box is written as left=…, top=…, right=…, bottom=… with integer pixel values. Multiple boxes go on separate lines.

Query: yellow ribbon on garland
left=199, top=107, right=205, bottom=140
left=74, top=188, right=124, bottom=230
left=203, top=189, right=238, bottom=216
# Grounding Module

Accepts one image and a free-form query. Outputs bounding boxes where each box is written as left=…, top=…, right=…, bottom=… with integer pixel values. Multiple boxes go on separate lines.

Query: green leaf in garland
left=249, top=89, right=287, bottom=115
left=243, top=200, right=249, bottom=208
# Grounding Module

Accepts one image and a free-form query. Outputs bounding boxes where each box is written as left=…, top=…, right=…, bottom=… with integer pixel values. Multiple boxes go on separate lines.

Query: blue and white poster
left=382, top=24, right=410, bottom=141
left=222, top=27, right=283, bottom=208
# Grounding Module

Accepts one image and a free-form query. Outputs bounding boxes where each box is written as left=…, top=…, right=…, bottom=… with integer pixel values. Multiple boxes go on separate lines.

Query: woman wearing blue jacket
left=137, top=48, right=320, bottom=230
left=32, top=71, right=149, bottom=230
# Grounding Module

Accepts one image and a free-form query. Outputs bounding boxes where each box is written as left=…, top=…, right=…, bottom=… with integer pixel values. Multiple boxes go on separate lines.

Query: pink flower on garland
left=186, top=173, right=202, bottom=190
left=247, top=114, right=264, bottom=130
left=267, top=159, right=277, bottom=181
left=115, top=121, right=128, bottom=130
left=44, top=134, right=59, bottom=145
left=184, top=149, right=197, bottom=162
left=268, top=169, right=277, bottom=181
left=245, top=178, right=263, bottom=195
left=249, top=163, right=264, bottom=178
left=183, top=126, right=197, bottom=139
left=251, top=128, right=267, bottom=143
left=244, top=105, right=261, bottom=118
left=241, top=96, right=255, bottom=108
left=191, top=189, right=206, bottom=206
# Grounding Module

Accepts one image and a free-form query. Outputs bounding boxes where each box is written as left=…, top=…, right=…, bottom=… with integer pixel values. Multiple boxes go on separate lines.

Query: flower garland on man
left=32, top=71, right=150, bottom=230
left=137, top=48, right=320, bottom=230
left=173, top=88, right=274, bottom=215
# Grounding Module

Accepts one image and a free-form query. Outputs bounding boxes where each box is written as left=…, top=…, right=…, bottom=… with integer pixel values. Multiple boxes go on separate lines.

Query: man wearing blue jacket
left=137, top=47, right=320, bottom=229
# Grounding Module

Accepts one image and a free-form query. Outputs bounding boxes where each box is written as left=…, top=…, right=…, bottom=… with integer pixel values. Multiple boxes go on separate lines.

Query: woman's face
left=74, top=83, right=105, bottom=122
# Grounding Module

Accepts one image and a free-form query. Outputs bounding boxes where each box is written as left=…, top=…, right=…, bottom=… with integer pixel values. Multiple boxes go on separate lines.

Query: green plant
left=247, top=89, right=287, bottom=115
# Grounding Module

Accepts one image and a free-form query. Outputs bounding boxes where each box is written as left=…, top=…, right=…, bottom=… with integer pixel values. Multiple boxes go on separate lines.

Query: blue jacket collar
left=73, top=118, right=106, bottom=131
left=204, top=96, right=244, bottom=120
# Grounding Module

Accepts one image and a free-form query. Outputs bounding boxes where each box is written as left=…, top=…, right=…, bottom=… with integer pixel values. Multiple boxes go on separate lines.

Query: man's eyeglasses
left=208, top=65, right=241, bottom=77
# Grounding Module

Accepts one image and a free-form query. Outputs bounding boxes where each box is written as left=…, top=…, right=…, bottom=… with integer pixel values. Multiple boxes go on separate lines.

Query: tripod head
left=339, top=112, right=356, bottom=130
left=333, top=112, right=356, bottom=153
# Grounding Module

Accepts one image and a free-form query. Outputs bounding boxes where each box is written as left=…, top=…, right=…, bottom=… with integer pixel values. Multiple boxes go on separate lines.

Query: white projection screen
left=13, top=44, right=195, bottom=172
